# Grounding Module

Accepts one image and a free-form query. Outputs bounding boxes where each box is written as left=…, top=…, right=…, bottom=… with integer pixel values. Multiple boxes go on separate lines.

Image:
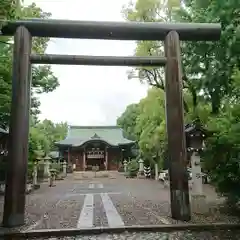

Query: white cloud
left=25, top=0, right=148, bottom=125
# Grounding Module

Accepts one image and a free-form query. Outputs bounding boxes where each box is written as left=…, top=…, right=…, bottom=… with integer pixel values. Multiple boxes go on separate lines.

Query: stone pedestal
left=191, top=152, right=203, bottom=195
left=191, top=194, right=208, bottom=214
left=49, top=174, right=56, bottom=187
left=190, top=152, right=207, bottom=214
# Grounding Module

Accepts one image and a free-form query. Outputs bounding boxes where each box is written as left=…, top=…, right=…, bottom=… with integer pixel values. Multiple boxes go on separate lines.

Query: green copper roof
left=56, top=126, right=134, bottom=147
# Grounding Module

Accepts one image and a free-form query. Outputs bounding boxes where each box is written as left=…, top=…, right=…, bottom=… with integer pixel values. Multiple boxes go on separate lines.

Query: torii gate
left=0, top=19, right=221, bottom=227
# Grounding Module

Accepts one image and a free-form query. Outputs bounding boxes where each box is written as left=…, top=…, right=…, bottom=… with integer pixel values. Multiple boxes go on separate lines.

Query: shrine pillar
left=105, top=146, right=108, bottom=170
left=83, top=148, right=86, bottom=171
left=67, top=147, right=71, bottom=164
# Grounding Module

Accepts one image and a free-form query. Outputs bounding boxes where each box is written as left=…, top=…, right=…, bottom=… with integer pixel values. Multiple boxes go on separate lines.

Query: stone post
left=154, top=163, right=159, bottom=181
left=123, top=160, right=127, bottom=172
left=191, top=151, right=207, bottom=214
left=137, top=159, right=145, bottom=178
left=138, top=159, right=144, bottom=173
left=62, top=160, right=67, bottom=177
left=33, top=161, right=38, bottom=186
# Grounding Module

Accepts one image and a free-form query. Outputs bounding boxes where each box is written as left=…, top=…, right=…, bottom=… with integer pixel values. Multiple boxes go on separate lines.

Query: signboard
left=87, top=150, right=104, bottom=159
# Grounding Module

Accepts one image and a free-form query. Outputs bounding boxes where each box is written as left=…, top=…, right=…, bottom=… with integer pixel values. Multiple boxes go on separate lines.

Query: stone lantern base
left=137, top=170, right=145, bottom=179
left=191, top=194, right=208, bottom=214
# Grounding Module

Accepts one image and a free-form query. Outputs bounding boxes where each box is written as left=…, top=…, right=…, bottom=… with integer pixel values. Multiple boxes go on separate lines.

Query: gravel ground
left=111, top=194, right=166, bottom=226
left=33, top=195, right=85, bottom=229
left=14, top=231, right=240, bottom=240
left=0, top=174, right=240, bottom=240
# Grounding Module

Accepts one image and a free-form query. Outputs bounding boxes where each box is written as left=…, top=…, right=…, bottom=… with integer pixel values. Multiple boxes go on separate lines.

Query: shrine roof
left=55, top=125, right=134, bottom=147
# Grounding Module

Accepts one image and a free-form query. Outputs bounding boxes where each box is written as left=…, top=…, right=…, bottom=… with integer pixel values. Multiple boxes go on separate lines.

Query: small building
left=55, top=126, right=135, bottom=171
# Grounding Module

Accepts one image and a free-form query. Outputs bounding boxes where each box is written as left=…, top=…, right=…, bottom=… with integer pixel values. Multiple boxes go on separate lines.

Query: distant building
left=55, top=126, right=135, bottom=171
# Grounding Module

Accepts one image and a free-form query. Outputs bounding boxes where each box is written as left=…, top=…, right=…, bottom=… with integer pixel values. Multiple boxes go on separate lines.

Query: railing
left=1, top=223, right=240, bottom=239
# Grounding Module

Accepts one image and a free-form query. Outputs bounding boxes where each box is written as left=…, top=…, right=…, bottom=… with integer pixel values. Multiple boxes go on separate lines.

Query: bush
left=126, top=159, right=138, bottom=177
left=203, top=107, right=240, bottom=207
left=50, top=162, right=61, bottom=173
left=27, top=162, right=34, bottom=181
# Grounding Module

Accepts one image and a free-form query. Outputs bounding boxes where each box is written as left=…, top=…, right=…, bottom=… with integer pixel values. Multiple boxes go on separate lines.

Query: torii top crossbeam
left=0, top=19, right=221, bottom=41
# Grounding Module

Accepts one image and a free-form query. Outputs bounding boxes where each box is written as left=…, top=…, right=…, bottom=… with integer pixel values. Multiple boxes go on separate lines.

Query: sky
left=24, top=0, right=149, bottom=126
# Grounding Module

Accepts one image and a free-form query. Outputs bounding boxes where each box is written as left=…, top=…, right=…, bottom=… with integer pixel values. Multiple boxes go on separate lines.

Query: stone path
left=0, top=174, right=239, bottom=239
left=21, top=179, right=171, bottom=230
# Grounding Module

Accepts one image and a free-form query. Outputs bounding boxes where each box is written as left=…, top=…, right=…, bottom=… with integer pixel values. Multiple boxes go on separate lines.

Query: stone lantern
left=185, top=121, right=211, bottom=214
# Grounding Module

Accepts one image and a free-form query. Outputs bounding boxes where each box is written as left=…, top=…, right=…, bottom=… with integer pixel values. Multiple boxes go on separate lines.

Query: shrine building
left=55, top=126, right=135, bottom=171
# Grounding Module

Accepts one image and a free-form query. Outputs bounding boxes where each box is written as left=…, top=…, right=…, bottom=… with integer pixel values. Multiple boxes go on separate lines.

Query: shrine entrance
left=0, top=18, right=221, bottom=228
left=85, top=142, right=105, bottom=170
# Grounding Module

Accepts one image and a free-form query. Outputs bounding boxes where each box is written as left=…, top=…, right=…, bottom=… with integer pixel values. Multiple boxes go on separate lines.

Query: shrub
left=127, top=159, right=138, bottom=177
left=203, top=104, right=240, bottom=208
left=50, top=162, right=61, bottom=173
left=27, top=162, right=34, bottom=181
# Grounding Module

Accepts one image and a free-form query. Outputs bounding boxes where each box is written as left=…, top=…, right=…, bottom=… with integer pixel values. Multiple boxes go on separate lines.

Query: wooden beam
left=2, top=26, right=32, bottom=227
left=30, top=54, right=166, bottom=66
left=164, top=31, right=191, bottom=221
left=1, top=19, right=221, bottom=41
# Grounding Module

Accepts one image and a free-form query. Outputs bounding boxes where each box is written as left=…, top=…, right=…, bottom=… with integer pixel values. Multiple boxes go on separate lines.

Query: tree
left=0, top=1, right=59, bottom=128
left=174, top=0, right=240, bottom=114
left=120, top=0, right=240, bottom=206
left=122, top=0, right=192, bottom=112
left=117, top=103, right=140, bottom=140
left=203, top=70, right=240, bottom=204
left=123, top=0, right=240, bottom=115
left=28, top=119, right=68, bottom=161
left=118, top=88, right=167, bottom=167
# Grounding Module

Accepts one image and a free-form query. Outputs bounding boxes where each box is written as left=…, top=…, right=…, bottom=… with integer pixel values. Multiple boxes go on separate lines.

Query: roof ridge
left=69, top=125, right=120, bottom=129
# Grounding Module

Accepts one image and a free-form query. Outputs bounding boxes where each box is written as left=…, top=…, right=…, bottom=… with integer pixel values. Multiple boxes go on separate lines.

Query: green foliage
left=120, top=0, right=240, bottom=205
left=27, top=162, right=34, bottom=180
left=118, top=88, right=167, bottom=168
left=0, top=1, right=59, bottom=128
left=28, top=119, right=68, bottom=163
left=174, top=0, right=240, bottom=114
left=203, top=70, right=240, bottom=203
left=126, top=159, right=139, bottom=177
left=50, top=162, right=62, bottom=173
left=117, top=103, right=140, bottom=140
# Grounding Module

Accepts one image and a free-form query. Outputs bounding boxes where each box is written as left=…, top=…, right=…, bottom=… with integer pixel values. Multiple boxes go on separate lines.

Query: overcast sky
left=24, top=0, right=148, bottom=126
